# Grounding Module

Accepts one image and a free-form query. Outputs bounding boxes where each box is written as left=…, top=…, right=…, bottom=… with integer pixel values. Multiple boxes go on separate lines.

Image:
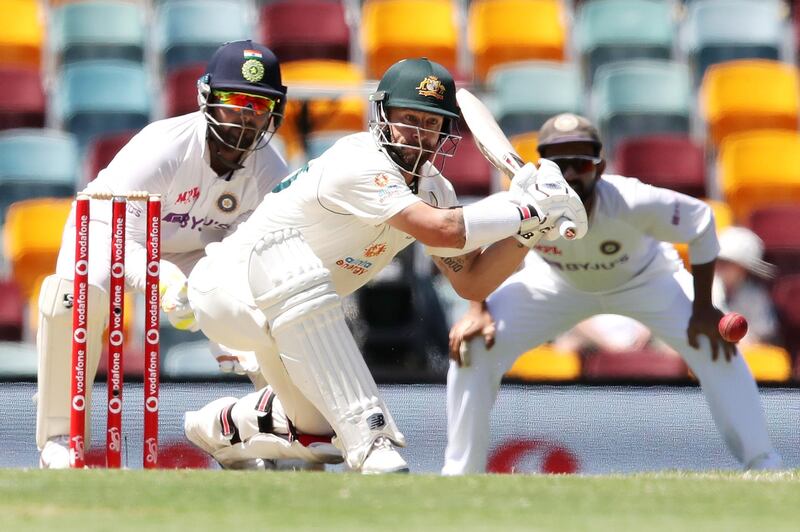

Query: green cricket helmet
left=369, top=58, right=461, bottom=178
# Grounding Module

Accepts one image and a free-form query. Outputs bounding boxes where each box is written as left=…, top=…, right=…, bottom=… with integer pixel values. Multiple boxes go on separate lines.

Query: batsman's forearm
left=691, top=260, right=716, bottom=308
left=458, top=238, right=528, bottom=301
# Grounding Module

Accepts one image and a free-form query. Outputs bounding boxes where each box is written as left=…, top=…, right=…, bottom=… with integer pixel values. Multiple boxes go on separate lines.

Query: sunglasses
left=212, top=90, right=277, bottom=115
left=545, top=155, right=602, bottom=174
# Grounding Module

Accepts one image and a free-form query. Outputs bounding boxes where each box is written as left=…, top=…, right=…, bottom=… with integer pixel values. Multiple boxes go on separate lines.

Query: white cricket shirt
left=527, top=174, right=720, bottom=293
left=56, top=112, right=288, bottom=291
left=209, top=131, right=458, bottom=298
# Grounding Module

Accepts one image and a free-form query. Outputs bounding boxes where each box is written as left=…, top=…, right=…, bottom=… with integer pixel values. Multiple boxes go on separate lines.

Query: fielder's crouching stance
left=182, top=58, right=588, bottom=473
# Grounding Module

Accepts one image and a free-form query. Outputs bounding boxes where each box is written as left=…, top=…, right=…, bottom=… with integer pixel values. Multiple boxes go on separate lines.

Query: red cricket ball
left=718, top=312, right=748, bottom=343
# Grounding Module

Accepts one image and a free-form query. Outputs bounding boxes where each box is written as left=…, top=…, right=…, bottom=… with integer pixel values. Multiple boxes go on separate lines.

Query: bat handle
left=556, top=217, right=577, bottom=240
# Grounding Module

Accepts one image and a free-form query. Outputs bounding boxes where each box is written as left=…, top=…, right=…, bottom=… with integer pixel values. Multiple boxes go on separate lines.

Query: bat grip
left=556, top=217, right=577, bottom=240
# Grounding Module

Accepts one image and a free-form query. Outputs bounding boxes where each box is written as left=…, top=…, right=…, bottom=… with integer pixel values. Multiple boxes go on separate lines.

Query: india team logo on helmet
left=416, top=76, right=446, bottom=101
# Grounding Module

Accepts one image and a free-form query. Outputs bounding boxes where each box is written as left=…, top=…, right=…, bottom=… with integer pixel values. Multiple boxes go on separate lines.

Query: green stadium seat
left=0, top=128, right=79, bottom=221
left=682, top=0, right=784, bottom=83
left=0, top=341, right=37, bottom=378
left=487, top=61, right=583, bottom=136
left=575, top=0, right=675, bottom=83
left=51, top=60, right=151, bottom=150
left=49, top=1, right=146, bottom=65
left=162, top=340, right=238, bottom=380
left=591, top=60, right=691, bottom=155
left=156, top=0, right=254, bottom=72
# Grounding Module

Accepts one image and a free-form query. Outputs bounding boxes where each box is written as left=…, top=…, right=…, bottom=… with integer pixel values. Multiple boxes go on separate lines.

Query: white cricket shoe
left=745, top=451, right=784, bottom=471
left=183, top=409, right=267, bottom=471
left=39, top=435, right=70, bottom=469
left=360, top=436, right=409, bottom=474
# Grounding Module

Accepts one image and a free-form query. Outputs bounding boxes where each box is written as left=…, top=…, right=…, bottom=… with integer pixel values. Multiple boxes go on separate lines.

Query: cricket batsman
left=181, top=58, right=589, bottom=473
left=36, top=40, right=289, bottom=468
left=443, top=113, right=783, bottom=474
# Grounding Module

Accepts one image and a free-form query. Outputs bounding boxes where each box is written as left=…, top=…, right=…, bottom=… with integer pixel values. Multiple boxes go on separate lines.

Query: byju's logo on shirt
left=176, top=187, right=200, bottom=205
left=164, top=212, right=231, bottom=232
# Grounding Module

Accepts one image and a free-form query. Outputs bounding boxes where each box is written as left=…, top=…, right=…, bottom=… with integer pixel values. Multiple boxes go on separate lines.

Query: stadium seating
left=443, top=133, right=493, bottom=197
left=280, top=59, right=366, bottom=159
left=162, top=340, right=240, bottom=380
left=613, top=135, right=706, bottom=197
left=700, top=60, right=800, bottom=148
left=304, top=131, right=353, bottom=161
left=717, top=130, right=800, bottom=223
left=0, top=129, right=79, bottom=222
left=0, top=66, right=46, bottom=130
left=49, top=1, right=146, bottom=65
left=682, top=0, right=784, bottom=83
left=740, top=343, right=792, bottom=383
left=0, top=280, right=24, bottom=342
left=468, top=0, right=567, bottom=81
left=748, top=204, right=800, bottom=276
left=0, top=341, right=37, bottom=378
left=51, top=60, right=151, bottom=150
left=487, top=61, right=583, bottom=136
left=83, top=130, right=138, bottom=184
left=2, top=198, right=73, bottom=299
left=673, top=199, right=733, bottom=271
left=0, top=0, right=44, bottom=68
left=505, top=344, right=581, bottom=381
left=592, top=60, right=691, bottom=154
left=361, top=0, right=458, bottom=79
left=574, top=0, right=674, bottom=83
left=155, top=0, right=254, bottom=72
left=164, top=63, right=206, bottom=118
left=771, top=274, right=800, bottom=367
left=582, top=348, right=689, bottom=381
left=259, top=0, right=350, bottom=63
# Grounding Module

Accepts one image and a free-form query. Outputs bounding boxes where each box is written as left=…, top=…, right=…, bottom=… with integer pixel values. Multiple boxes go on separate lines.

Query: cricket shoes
left=184, top=408, right=268, bottom=471
left=39, top=435, right=71, bottom=469
left=360, top=436, right=409, bottom=474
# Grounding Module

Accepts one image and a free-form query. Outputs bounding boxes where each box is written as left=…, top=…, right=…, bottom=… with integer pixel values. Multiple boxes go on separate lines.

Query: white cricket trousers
left=443, top=262, right=777, bottom=474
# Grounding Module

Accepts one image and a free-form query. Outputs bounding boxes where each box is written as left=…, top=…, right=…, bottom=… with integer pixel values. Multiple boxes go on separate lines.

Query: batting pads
left=36, top=275, right=106, bottom=449
left=249, top=228, right=405, bottom=469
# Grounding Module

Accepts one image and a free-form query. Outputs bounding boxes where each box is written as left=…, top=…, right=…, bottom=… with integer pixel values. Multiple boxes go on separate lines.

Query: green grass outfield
left=2, top=470, right=798, bottom=531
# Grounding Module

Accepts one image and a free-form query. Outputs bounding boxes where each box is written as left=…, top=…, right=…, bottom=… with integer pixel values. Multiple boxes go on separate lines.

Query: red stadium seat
left=771, top=274, right=800, bottom=372
left=0, top=66, right=45, bottom=130
left=748, top=204, right=800, bottom=276
left=445, top=133, right=493, bottom=197
left=260, top=0, right=350, bottom=63
left=582, top=348, right=689, bottom=382
left=0, top=279, right=24, bottom=341
left=164, top=63, right=205, bottom=118
left=83, top=130, right=137, bottom=183
left=613, top=134, right=706, bottom=197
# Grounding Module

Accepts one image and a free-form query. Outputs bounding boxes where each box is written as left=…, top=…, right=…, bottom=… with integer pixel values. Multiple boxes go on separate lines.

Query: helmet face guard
left=369, top=100, right=460, bottom=178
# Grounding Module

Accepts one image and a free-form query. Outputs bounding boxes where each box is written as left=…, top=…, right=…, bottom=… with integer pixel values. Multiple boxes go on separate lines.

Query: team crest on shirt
left=600, top=241, right=621, bottom=255
left=416, top=76, right=445, bottom=100
left=364, top=243, right=387, bottom=258
left=216, top=193, right=238, bottom=213
left=374, top=174, right=390, bottom=188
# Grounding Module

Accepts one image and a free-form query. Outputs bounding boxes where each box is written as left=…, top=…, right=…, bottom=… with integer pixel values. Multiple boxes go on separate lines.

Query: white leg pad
left=36, top=275, right=106, bottom=449
left=249, top=228, right=405, bottom=469
left=184, top=389, right=344, bottom=467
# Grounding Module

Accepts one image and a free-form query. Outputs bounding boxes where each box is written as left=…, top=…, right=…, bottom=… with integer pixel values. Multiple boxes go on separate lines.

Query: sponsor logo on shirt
left=163, top=212, right=231, bottom=232
left=534, top=244, right=562, bottom=256
left=378, top=184, right=405, bottom=203
left=374, top=174, right=390, bottom=187
left=335, top=256, right=374, bottom=276
left=600, top=241, right=621, bottom=255
left=176, top=187, right=200, bottom=205
left=364, top=243, right=387, bottom=258
left=543, top=254, right=630, bottom=272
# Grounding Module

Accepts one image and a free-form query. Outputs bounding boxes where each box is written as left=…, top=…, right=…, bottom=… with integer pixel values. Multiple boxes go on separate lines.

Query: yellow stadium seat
left=361, top=0, right=458, bottom=79
left=280, top=60, right=366, bottom=160
left=700, top=60, right=800, bottom=147
left=505, top=343, right=580, bottom=381
left=499, top=131, right=541, bottom=190
left=717, top=129, right=800, bottom=223
left=469, top=0, right=566, bottom=81
left=740, top=343, right=792, bottom=383
left=674, top=199, right=733, bottom=270
left=3, top=198, right=72, bottom=298
left=0, top=0, right=44, bottom=67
